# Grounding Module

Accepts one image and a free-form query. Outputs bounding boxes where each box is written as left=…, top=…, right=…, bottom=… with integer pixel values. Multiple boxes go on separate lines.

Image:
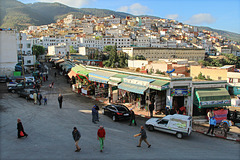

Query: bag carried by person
left=20, top=131, right=24, bottom=137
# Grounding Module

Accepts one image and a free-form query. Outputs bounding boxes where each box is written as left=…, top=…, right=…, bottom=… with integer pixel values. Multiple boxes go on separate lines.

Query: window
left=158, top=119, right=169, bottom=125
left=238, top=79, right=240, bottom=83
left=218, top=77, right=222, bottom=80
left=27, top=60, right=31, bottom=64
left=229, top=78, right=233, bottom=83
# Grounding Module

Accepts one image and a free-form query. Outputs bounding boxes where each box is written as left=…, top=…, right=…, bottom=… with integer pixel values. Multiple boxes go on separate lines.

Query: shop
left=108, top=74, right=128, bottom=103
left=171, top=88, right=191, bottom=114
left=118, top=76, right=155, bottom=110
left=89, top=70, right=116, bottom=98
left=69, top=65, right=93, bottom=95
left=193, top=88, right=231, bottom=119
left=149, top=80, right=170, bottom=114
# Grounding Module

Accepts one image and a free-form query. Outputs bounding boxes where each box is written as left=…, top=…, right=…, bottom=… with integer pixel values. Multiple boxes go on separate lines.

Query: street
left=0, top=66, right=239, bottom=160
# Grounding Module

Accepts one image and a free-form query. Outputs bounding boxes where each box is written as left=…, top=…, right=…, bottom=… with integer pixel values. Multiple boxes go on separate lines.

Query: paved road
left=0, top=67, right=239, bottom=160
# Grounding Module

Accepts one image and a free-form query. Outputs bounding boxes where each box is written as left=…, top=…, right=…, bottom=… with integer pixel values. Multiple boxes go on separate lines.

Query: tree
left=103, top=45, right=113, bottom=52
left=32, top=45, right=45, bottom=59
left=69, top=46, right=77, bottom=53
left=118, top=51, right=127, bottom=68
left=197, top=72, right=205, bottom=80
left=94, top=50, right=99, bottom=60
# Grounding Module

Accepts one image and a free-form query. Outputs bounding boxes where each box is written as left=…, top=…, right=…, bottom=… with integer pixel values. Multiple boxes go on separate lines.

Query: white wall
left=0, top=30, right=18, bottom=76
left=128, top=60, right=148, bottom=68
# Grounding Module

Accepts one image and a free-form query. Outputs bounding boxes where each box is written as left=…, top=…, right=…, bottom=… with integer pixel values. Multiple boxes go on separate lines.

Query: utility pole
left=19, top=32, right=25, bottom=86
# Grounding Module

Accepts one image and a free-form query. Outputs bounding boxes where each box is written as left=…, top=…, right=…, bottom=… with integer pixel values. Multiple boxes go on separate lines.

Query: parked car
left=8, top=82, right=34, bottom=93
left=145, top=114, right=192, bottom=139
left=0, top=76, right=7, bottom=83
left=102, top=104, right=131, bottom=121
left=6, top=81, right=18, bottom=88
left=18, top=88, right=37, bottom=100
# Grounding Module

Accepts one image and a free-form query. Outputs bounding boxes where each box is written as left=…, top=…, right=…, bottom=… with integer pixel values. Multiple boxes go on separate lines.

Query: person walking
left=206, top=116, right=217, bottom=136
left=33, top=92, right=37, bottom=105
left=129, top=109, right=137, bottom=126
left=149, top=101, right=154, bottom=118
left=207, top=109, right=214, bottom=120
left=37, top=92, right=43, bottom=105
left=92, top=106, right=97, bottom=124
left=135, top=126, right=151, bottom=148
left=72, top=127, right=81, bottom=152
left=54, top=72, right=57, bottom=77
left=43, top=96, right=47, bottom=105
left=95, top=105, right=100, bottom=122
left=97, top=126, right=106, bottom=152
left=58, top=94, right=63, bottom=109
left=232, top=110, right=238, bottom=123
left=17, top=119, right=28, bottom=138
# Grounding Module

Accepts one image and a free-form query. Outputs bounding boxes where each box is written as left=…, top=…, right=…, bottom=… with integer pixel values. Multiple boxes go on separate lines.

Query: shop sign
left=200, top=100, right=231, bottom=106
left=171, top=89, right=191, bottom=96
left=150, top=84, right=169, bottom=91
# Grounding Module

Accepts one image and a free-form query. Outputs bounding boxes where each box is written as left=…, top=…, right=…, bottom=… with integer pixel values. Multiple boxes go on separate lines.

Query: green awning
left=72, top=65, right=92, bottom=76
left=195, top=88, right=231, bottom=108
left=118, top=82, right=148, bottom=95
left=108, top=74, right=128, bottom=85
left=149, top=80, right=170, bottom=91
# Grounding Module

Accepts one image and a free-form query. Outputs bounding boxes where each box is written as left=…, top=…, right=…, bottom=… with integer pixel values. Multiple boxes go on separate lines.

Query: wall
left=122, top=47, right=205, bottom=61
left=0, top=30, right=18, bottom=76
left=190, top=66, right=228, bottom=80
left=128, top=60, right=148, bottom=69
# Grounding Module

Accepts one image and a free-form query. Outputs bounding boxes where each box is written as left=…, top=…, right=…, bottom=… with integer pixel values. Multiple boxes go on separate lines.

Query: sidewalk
left=80, top=93, right=240, bottom=142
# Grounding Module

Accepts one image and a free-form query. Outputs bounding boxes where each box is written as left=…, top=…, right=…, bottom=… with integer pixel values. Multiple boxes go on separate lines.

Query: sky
left=18, top=0, right=240, bottom=34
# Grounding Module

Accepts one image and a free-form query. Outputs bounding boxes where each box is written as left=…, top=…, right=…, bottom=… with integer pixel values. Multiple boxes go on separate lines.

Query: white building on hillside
left=0, top=29, right=18, bottom=76
left=16, top=33, right=32, bottom=55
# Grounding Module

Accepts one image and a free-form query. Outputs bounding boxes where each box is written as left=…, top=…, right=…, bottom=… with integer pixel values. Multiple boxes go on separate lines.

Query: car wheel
left=176, top=132, right=183, bottom=139
left=112, top=115, right=116, bottom=121
left=11, top=90, right=15, bottom=93
left=102, top=109, right=105, bottom=115
left=148, top=125, right=154, bottom=131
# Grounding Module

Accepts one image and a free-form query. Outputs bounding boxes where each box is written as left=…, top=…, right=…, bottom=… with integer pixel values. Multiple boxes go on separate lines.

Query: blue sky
left=19, top=0, right=240, bottom=34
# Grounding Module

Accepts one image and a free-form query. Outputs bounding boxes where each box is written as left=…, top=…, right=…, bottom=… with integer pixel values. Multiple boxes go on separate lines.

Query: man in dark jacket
left=72, top=127, right=81, bottom=152
left=92, top=106, right=97, bottom=124
left=149, top=101, right=154, bottom=117
left=129, top=109, right=137, bottom=126
left=37, top=92, right=42, bottom=105
left=136, top=126, right=151, bottom=148
left=58, top=94, right=63, bottom=109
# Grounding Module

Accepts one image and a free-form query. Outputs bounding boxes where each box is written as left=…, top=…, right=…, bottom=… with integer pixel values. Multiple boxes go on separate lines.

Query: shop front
left=171, top=88, right=191, bottom=114
left=193, top=88, right=231, bottom=119
left=70, top=65, right=93, bottom=94
left=108, top=74, right=128, bottom=103
left=118, top=76, right=155, bottom=110
left=89, top=71, right=116, bottom=98
left=149, top=80, right=170, bottom=114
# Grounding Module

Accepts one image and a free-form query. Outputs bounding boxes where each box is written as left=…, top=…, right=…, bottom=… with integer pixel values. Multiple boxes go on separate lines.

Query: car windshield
left=116, top=106, right=128, bottom=112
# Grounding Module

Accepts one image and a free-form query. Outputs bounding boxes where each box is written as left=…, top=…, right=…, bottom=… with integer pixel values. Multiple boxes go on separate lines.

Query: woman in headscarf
left=17, top=119, right=28, bottom=138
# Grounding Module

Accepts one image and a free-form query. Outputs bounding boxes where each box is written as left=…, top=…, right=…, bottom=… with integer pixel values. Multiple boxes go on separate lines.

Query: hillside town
left=0, top=9, right=240, bottom=160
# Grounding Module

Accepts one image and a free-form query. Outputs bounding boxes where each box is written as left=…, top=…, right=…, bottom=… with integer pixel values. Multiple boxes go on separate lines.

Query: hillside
left=0, top=0, right=239, bottom=42
left=198, top=26, right=240, bottom=42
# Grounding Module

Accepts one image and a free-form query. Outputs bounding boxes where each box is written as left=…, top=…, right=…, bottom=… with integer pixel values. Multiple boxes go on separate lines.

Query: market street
left=0, top=68, right=239, bottom=160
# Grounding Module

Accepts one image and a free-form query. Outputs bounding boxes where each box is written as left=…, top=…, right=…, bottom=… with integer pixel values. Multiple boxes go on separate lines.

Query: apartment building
left=122, top=47, right=205, bottom=61
left=0, top=29, right=18, bottom=76
left=102, top=37, right=132, bottom=49
left=16, top=33, right=32, bottom=55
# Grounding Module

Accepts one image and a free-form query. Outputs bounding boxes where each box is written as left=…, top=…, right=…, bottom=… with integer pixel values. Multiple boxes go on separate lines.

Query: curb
left=82, top=93, right=240, bottom=142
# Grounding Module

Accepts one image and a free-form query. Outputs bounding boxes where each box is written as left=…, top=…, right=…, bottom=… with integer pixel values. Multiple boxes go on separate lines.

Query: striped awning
left=89, top=71, right=116, bottom=84
left=118, top=82, right=148, bottom=95
left=149, top=80, right=170, bottom=91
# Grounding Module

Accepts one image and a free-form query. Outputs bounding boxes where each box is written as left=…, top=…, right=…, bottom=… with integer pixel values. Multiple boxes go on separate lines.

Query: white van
left=145, top=114, right=192, bottom=139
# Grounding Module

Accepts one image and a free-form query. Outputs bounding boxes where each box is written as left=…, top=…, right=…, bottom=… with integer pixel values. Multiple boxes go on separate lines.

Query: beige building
left=190, top=66, right=228, bottom=80
left=122, top=47, right=205, bottom=61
